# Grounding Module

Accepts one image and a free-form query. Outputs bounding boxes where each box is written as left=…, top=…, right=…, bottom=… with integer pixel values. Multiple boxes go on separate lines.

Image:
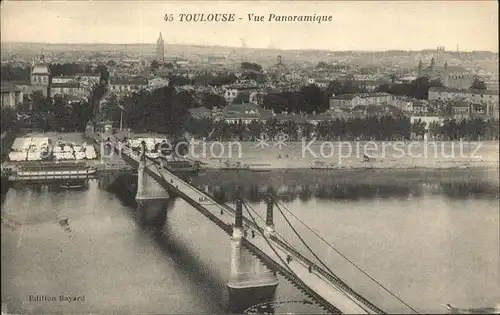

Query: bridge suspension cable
left=242, top=202, right=299, bottom=279
left=273, top=201, right=339, bottom=279
left=141, top=154, right=416, bottom=314
left=241, top=201, right=300, bottom=251
left=274, top=199, right=419, bottom=314
left=270, top=200, right=385, bottom=313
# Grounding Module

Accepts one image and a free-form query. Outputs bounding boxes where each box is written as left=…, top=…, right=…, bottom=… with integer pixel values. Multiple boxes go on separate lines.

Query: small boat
left=250, top=168, right=271, bottom=172
left=60, top=181, right=87, bottom=189
left=445, top=304, right=500, bottom=314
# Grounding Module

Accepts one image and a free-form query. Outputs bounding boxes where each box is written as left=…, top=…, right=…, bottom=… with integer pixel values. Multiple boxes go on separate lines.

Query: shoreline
left=199, top=164, right=499, bottom=171
left=194, top=166, right=499, bottom=187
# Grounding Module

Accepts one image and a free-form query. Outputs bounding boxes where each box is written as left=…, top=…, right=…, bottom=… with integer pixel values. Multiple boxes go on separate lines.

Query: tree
left=201, top=92, right=226, bottom=109
left=232, top=92, right=250, bottom=104
left=168, top=75, right=191, bottom=86
left=184, top=117, right=214, bottom=138
left=390, top=74, right=397, bottom=84
left=1, top=65, right=30, bottom=82
left=49, top=63, right=85, bottom=77
left=151, top=60, right=160, bottom=71
left=1, top=107, right=17, bottom=132
left=316, top=61, right=330, bottom=69
left=301, top=84, right=326, bottom=113
left=240, top=62, right=262, bottom=72
left=116, top=85, right=191, bottom=137
left=94, top=65, right=109, bottom=83
left=411, top=119, right=427, bottom=139
left=470, top=78, right=487, bottom=90
left=176, top=90, right=199, bottom=109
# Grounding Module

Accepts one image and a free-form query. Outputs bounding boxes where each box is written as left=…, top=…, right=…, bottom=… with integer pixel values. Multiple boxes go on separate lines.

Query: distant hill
left=3, top=42, right=498, bottom=55
left=1, top=42, right=497, bottom=70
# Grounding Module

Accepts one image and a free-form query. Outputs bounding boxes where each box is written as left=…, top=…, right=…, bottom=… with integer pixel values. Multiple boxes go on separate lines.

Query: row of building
left=187, top=84, right=499, bottom=125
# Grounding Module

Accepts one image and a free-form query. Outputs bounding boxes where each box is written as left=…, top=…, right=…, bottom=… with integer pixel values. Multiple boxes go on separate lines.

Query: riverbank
left=195, top=166, right=500, bottom=187
left=191, top=141, right=499, bottom=170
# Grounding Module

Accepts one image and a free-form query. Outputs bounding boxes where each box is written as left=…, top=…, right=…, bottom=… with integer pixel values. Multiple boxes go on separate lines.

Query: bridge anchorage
left=228, top=189, right=279, bottom=311
left=135, top=141, right=172, bottom=226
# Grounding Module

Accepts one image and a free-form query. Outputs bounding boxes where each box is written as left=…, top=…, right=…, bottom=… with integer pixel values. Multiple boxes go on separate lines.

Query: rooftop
left=1, top=84, right=22, bottom=93
left=429, top=86, right=499, bottom=95
left=51, top=83, right=80, bottom=88
left=109, top=78, right=148, bottom=85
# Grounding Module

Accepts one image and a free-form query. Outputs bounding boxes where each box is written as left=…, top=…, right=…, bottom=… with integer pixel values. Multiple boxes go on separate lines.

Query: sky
left=1, top=1, right=498, bottom=52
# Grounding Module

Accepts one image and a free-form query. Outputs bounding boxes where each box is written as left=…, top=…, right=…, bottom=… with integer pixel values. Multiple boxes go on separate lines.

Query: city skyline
left=1, top=1, right=498, bottom=52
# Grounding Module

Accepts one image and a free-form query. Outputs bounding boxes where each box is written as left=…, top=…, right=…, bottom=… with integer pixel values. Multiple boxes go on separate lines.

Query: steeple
left=430, top=57, right=435, bottom=69
left=418, top=59, right=423, bottom=76
left=156, top=32, right=165, bottom=62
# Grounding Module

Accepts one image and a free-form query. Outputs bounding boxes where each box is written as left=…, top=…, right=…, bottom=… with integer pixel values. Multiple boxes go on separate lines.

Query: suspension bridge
left=99, top=134, right=420, bottom=314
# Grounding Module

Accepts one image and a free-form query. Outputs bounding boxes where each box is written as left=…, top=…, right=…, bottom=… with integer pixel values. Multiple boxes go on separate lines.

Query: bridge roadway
left=106, top=137, right=381, bottom=314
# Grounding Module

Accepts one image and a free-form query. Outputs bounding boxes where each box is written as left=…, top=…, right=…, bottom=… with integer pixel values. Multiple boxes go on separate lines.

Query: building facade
left=51, top=83, right=90, bottom=97
left=1, top=85, right=23, bottom=108
left=417, top=47, right=475, bottom=90
left=428, top=87, right=499, bottom=104
left=329, top=92, right=393, bottom=109
left=109, top=78, right=148, bottom=92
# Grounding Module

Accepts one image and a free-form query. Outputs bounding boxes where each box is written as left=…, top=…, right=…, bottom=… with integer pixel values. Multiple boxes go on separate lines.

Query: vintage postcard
left=1, top=1, right=499, bottom=314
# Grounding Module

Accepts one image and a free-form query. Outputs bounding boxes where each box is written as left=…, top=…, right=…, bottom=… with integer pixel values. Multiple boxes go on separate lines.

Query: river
left=1, top=172, right=499, bottom=314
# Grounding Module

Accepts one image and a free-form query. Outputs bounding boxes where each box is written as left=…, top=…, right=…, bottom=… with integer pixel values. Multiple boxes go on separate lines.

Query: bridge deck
left=105, top=138, right=380, bottom=315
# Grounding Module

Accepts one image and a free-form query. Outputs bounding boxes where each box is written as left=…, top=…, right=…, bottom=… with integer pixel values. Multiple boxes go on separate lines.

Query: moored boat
left=60, top=180, right=88, bottom=189
left=445, top=304, right=500, bottom=314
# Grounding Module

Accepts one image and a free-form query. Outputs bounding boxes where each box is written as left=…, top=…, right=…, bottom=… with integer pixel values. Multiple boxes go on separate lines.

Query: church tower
left=156, top=32, right=165, bottom=63
left=30, top=49, right=50, bottom=86
left=417, top=60, right=423, bottom=77
left=430, top=57, right=435, bottom=70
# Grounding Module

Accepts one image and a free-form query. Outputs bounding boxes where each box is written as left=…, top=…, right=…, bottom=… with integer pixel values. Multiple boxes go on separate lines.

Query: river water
left=1, top=173, right=499, bottom=314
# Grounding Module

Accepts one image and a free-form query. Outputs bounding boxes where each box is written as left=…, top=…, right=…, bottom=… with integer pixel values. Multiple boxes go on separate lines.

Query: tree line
left=376, top=77, right=444, bottom=100
left=168, top=73, right=239, bottom=87
left=262, top=82, right=370, bottom=114
left=182, top=116, right=499, bottom=142
left=100, top=86, right=190, bottom=136
left=1, top=63, right=110, bottom=83
left=1, top=80, right=108, bottom=133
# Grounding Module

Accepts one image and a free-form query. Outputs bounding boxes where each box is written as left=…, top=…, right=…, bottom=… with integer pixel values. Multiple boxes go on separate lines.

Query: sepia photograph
left=1, top=1, right=499, bottom=314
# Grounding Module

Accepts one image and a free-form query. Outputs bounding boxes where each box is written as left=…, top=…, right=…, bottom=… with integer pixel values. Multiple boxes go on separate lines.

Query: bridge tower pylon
left=227, top=188, right=278, bottom=312
left=135, top=140, right=171, bottom=226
